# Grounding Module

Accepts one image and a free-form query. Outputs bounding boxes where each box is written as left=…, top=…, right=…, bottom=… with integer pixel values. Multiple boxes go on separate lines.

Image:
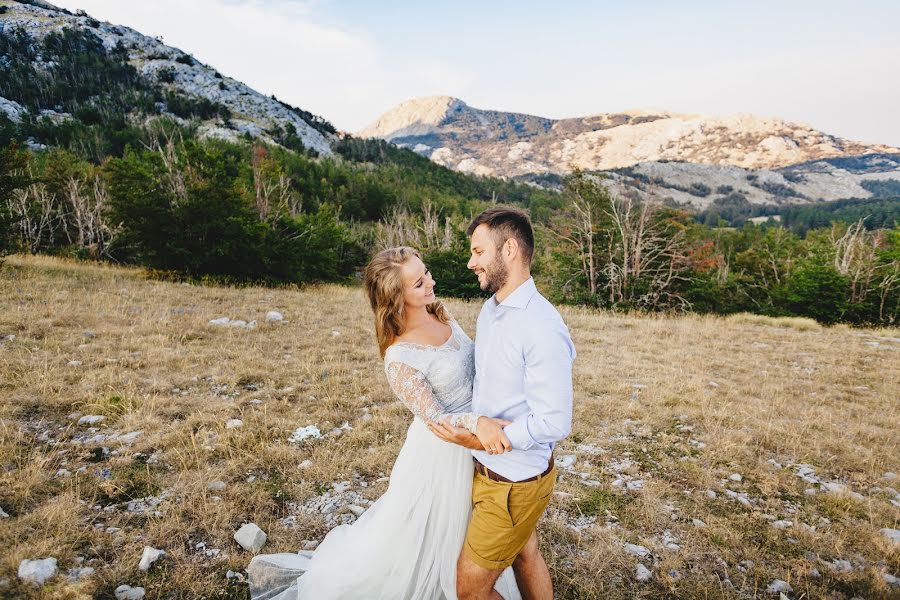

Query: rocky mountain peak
left=358, top=95, right=466, bottom=140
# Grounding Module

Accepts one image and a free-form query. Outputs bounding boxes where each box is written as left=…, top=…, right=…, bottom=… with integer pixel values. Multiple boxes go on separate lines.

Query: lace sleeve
left=385, top=361, right=480, bottom=434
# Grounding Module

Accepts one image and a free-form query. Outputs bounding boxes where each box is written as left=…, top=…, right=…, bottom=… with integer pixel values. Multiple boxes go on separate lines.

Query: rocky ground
left=1, top=255, right=898, bottom=598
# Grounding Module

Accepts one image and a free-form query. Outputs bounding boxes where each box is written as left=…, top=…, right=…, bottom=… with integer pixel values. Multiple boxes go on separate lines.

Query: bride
left=248, top=246, right=521, bottom=599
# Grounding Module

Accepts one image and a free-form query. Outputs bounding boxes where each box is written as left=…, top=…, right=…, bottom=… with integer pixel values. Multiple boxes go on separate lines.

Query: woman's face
left=400, top=255, right=436, bottom=312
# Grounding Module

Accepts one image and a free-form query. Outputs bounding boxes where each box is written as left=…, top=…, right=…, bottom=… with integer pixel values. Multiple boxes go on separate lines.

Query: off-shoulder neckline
left=388, top=320, right=460, bottom=352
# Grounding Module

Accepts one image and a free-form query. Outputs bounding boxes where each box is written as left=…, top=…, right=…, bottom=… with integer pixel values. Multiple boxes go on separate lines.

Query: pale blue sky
left=54, top=0, right=900, bottom=145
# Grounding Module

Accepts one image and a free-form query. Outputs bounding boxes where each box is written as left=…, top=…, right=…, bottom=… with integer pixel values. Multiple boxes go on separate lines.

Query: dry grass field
left=1, top=254, right=898, bottom=599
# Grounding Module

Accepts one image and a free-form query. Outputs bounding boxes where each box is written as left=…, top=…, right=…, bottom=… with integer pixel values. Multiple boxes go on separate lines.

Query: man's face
left=468, top=224, right=509, bottom=294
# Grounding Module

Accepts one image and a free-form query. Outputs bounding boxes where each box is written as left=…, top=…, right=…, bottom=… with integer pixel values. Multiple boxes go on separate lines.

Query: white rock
left=208, top=480, right=227, bottom=491
left=555, top=455, right=577, bottom=470
left=623, top=543, right=651, bottom=558
left=883, top=573, right=899, bottom=586
left=18, top=558, right=58, bottom=585
left=67, top=566, right=94, bottom=581
left=881, top=528, right=900, bottom=546
left=288, top=426, right=321, bottom=443
left=347, top=505, right=366, bottom=517
left=692, top=518, right=707, bottom=528
left=331, top=330, right=341, bottom=337
left=885, top=472, right=898, bottom=481
left=772, top=520, right=793, bottom=529
left=728, top=473, right=743, bottom=482
left=302, top=540, right=319, bottom=551
left=626, top=479, right=645, bottom=491
left=265, top=311, right=283, bottom=322
left=298, top=459, right=314, bottom=469
left=225, top=419, right=243, bottom=430
left=138, top=546, right=165, bottom=571
left=635, top=563, right=652, bottom=582
left=67, top=360, right=82, bottom=367
left=234, top=523, right=267, bottom=552
left=117, top=431, right=142, bottom=444
left=0, top=507, right=8, bottom=518
left=831, top=559, right=852, bottom=572
left=209, top=317, right=230, bottom=325
left=766, top=579, right=792, bottom=594
left=114, top=584, right=146, bottom=600
left=708, top=381, right=720, bottom=388
left=78, top=415, right=105, bottom=426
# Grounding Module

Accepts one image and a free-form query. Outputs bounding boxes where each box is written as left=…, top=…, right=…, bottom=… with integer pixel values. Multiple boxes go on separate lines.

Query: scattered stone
left=692, top=518, right=707, bottom=528
left=18, top=558, right=58, bottom=585
left=208, top=480, right=227, bottom=491
left=67, top=566, right=95, bottom=581
left=265, top=311, right=284, bottom=323
left=234, top=523, right=267, bottom=552
left=114, top=584, right=146, bottom=600
left=885, top=472, right=898, bottom=481
left=635, top=563, right=652, bottom=582
left=288, top=426, right=322, bottom=443
left=347, top=504, right=366, bottom=517
left=708, top=381, right=720, bottom=388
left=302, top=540, right=319, bottom=551
left=331, top=330, right=341, bottom=337
left=772, top=520, right=793, bottom=529
left=209, top=317, right=257, bottom=329
left=881, top=528, right=900, bottom=546
left=0, top=506, right=8, bottom=518
left=78, top=415, right=105, bottom=426
left=623, top=543, right=651, bottom=558
left=830, top=559, right=852, bottom=573
left=738, top=560, right=755, bottom=572
left=728, top=473, right=743, bottom=482
left=766, top=579, right=792, bottom=594
left=822, top=481, right=864, bottom=500
left=626, top=479, right=645, bottom=491
left=138, top=546, right=165, bottom=571
left=883, top=573, right=898, bottom=587
left=298, top=459, right=314, bottom=469
left=117, top=431, right=142, bottom=444
left=553, top=491, right=574, bottom=500
left=225, top=419, right=243, bottom=430
left=706, top=490, right=717, bottom=499
left=67, top=360, right=82, bottom=367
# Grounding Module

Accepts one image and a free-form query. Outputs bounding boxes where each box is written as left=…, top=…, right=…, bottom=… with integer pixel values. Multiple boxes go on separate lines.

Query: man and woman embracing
left=249, top=206, right=576, bottom=600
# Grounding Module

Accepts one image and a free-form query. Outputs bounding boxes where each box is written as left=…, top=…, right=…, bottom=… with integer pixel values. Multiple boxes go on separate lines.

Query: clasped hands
left=426, top=416, right=513, bottom=454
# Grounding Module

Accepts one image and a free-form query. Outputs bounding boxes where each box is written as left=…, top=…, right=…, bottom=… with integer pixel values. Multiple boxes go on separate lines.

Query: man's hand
left=474, top=416, right=513, bottom=455
left=427, top=420, right=483, bottom=449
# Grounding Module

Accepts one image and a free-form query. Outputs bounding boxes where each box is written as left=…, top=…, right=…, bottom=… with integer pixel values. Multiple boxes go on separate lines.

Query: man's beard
left=481, top=255, right=509, bottom=294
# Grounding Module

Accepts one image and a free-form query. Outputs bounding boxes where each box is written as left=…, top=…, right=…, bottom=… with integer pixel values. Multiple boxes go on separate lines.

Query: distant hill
left=0, top=0, right=334, bottom=155
left=360, top=96, right=900, bottom=206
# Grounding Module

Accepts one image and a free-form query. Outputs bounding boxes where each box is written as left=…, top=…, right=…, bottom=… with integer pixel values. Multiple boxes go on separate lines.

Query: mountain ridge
left=360, top=95, right=900, bottom=177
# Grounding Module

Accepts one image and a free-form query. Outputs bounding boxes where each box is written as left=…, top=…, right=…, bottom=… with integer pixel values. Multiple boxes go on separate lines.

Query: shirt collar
left=494, top=277, right=538, bottom=310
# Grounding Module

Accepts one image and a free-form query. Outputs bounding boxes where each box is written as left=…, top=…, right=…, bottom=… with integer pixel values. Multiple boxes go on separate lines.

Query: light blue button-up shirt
left=471, top=277, right=576, bottom=481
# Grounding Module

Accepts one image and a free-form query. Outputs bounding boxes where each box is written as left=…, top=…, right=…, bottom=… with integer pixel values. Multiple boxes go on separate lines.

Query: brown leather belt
left=474, top=455, right=555, bottom=483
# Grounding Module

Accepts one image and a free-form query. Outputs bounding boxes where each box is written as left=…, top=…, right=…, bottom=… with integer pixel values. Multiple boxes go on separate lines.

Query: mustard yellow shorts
left=463, top=465, right=556, bottom=570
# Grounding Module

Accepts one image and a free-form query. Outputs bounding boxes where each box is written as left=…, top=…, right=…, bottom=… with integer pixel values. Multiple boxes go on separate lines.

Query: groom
left=429, top=207, right=576, bottom=600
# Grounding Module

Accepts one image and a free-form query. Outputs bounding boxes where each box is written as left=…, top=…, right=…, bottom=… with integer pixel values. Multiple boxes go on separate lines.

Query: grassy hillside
left=1, top=256, right=898, bottom=598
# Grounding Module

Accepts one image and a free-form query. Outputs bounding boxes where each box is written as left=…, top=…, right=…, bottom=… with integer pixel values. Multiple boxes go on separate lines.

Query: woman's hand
left=427, top=420, right=483, bottom=450
left=474, top=416, right=513, bottom=455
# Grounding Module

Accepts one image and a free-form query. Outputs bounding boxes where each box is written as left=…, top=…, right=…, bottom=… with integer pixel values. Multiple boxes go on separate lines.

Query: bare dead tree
left=8, top=179, right=59, bottom=253
left=832, top=219, right=877, bottom=304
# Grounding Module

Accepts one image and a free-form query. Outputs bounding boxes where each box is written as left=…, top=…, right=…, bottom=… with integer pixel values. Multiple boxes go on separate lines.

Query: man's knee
left=457, top=551, right=499, bottom=599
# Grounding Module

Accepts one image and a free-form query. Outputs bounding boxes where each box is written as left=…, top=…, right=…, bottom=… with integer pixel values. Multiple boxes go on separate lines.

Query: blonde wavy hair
left=364, top=246, right=450, bottom=358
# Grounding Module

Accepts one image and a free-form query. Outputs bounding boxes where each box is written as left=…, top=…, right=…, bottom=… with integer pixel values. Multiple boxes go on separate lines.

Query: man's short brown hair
left=467, top=207, right=534, bottom=265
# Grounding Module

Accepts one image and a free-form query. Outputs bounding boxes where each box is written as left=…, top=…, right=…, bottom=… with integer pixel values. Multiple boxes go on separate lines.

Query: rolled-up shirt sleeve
left=503, top=318, right=576, bottom=451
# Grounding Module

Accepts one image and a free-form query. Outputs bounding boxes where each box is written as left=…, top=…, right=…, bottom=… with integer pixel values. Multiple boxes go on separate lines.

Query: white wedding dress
left=248, top=319, right=521, bottom=599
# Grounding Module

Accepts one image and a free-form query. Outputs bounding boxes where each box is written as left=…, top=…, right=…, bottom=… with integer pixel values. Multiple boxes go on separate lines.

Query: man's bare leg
left=457, top=551, right=504, bottom=600
left=512, top=530, right=553, bottom=600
